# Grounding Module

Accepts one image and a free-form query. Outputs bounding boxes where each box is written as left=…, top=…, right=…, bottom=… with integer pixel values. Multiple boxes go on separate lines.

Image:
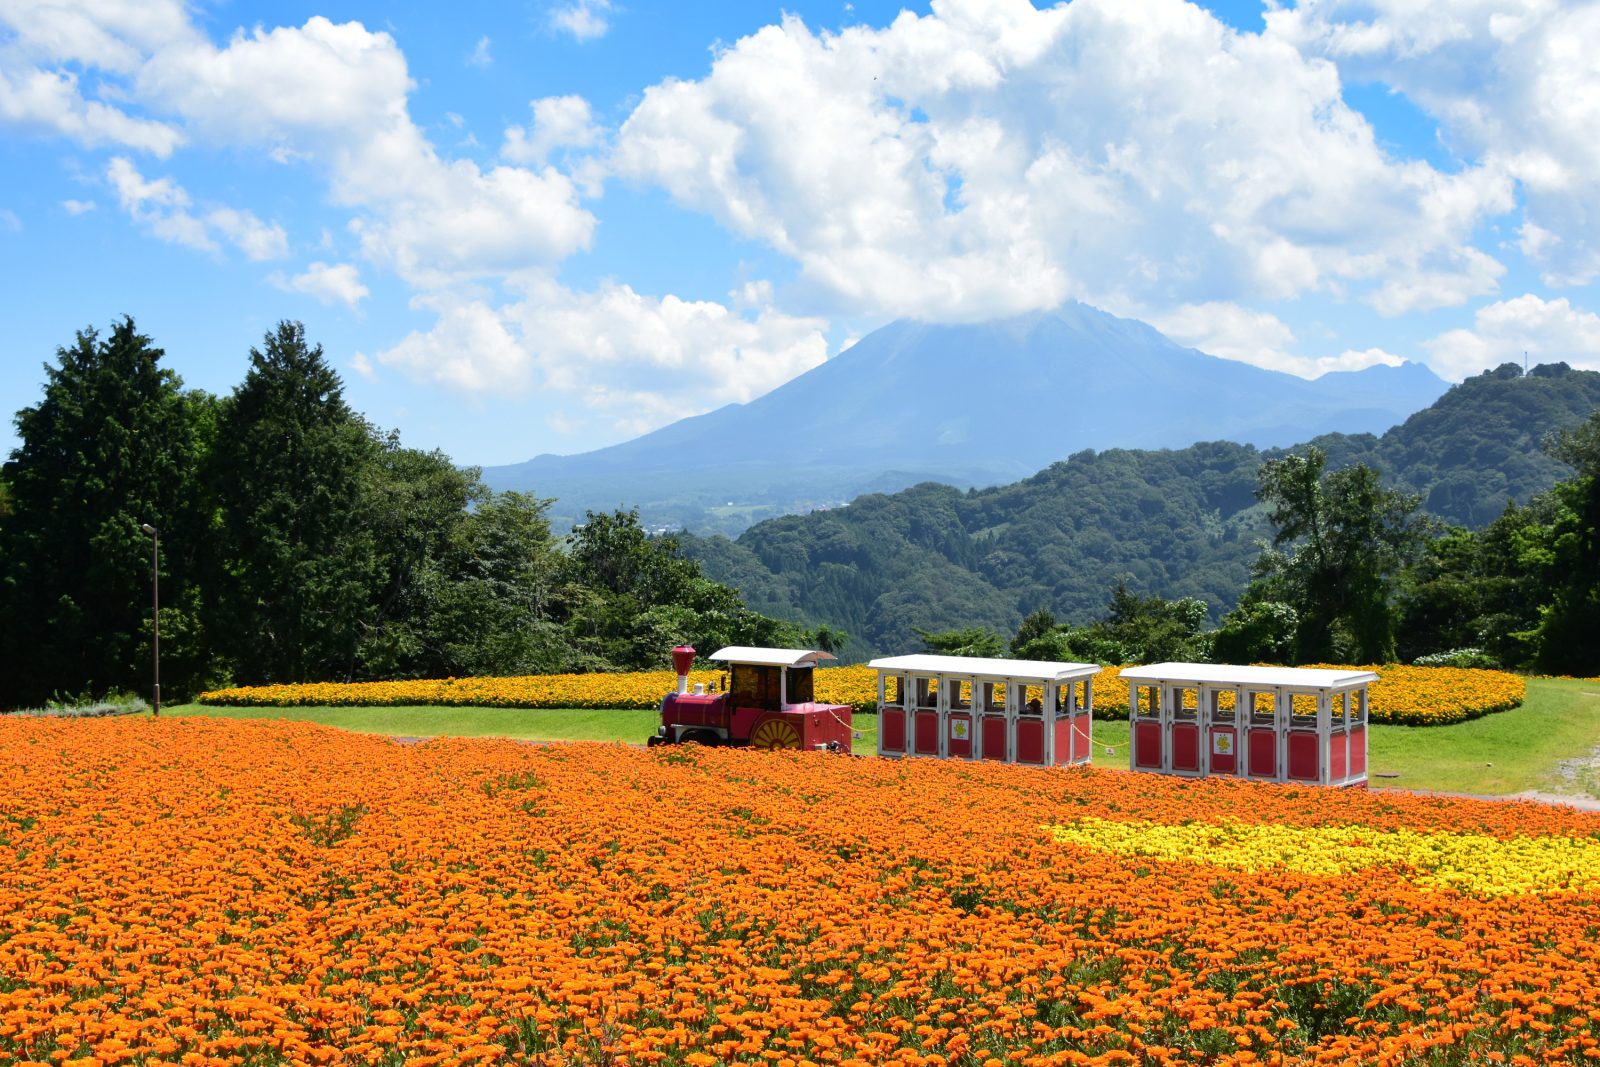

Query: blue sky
left=4, top=0, right=1599, bottom=467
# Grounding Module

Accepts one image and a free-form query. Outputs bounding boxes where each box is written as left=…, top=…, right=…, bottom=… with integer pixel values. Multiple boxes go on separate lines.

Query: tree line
left=918, top=429, right=1600, bottom=677
left=0, top=319, right=813, bottom=709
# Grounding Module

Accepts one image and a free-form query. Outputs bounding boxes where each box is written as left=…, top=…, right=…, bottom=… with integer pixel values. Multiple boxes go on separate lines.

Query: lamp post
left=140, top=523, right=160, bottom=717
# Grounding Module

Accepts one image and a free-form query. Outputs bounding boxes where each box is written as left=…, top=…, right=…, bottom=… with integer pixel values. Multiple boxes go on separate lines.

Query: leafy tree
left=1529, top=413, right=1600, bottom=674
left=1250, top=448, right=1430, bottom=663
left=0, top=319, right=209, bottom=706
left=913, top=626, right=1007, bottom=658
left=1211, top=598, right=1298, bottom=664
left=207, top=321, right=379, bottom=684
left=1010, top=609, right=1058, bottom=656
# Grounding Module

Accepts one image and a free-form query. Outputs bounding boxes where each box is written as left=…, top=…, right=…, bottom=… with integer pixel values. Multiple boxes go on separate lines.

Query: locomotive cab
left=650, top=645, right=853, bottom=752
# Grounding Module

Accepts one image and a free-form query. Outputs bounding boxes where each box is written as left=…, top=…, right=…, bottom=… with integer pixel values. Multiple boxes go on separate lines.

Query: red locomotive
left=648, top=645, right=853, bottom=751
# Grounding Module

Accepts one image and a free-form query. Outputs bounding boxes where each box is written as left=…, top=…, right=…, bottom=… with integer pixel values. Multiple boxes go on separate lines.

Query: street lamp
left=140, top=523, right=160, bottom=717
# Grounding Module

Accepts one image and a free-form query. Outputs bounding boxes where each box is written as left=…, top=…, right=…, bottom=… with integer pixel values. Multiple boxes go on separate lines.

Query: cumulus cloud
left=375, top=280, right=829, bottom=435
left=0, top=66, right=183, bottom=155
left=549, top=0, right=615, bottom=42
left=467, top=36, right=492, bottom=68
left=609, top=0, right=1512, bottom=321
left=271, top=261, right=369, bottom=310
left=1150, top=301, right=1403, bottom=378
left=105, top=156, right=285, bottom=259
left=135, top=17, right=596, bottom=286
left=502, top=95, right=602, bottom=165
left=1268, top=0, right=1600, bottom=287
left=1422, top=295, right=1600, bottom=379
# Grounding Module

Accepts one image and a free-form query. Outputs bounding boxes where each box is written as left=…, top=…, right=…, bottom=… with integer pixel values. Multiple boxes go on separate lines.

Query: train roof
left=1119, top=662, right=1380, bottom=689
left=708, top=646, right=839, bottom=667
left=867, top=654, right=1100, bottom=683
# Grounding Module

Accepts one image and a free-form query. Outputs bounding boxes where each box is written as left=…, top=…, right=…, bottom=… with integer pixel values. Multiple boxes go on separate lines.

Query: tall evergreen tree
left=208, top=321, right=378, bottom=684
left=0, top=319, right=207, bottom=706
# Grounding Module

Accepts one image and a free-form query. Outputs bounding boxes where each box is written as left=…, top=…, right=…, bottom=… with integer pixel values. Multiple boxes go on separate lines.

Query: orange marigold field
left=3, top=718, right=1598, bottom=1066
left=199, top=663, right=1524, bottom=726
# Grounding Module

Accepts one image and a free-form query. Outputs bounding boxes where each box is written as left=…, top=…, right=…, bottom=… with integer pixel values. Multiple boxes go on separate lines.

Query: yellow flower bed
left=201, top=662, right=1522, bottom=726
left=1043, top=816, right=1600, bottom=897
left=1089, top=663, right=1523, bottom=726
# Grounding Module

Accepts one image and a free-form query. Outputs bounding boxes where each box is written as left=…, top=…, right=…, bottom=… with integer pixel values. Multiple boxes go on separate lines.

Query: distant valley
left=483, top=303, right=1448, bottom=535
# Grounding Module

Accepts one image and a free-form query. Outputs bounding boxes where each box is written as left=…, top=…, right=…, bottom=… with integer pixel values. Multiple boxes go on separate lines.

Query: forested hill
left=683, top=362, right=1600, bottom=659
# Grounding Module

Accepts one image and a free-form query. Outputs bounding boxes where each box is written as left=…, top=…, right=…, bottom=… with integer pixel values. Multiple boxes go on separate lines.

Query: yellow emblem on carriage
left=1213, top=734, right=1234, bottom=755
left=751, top=718, right=801, bottom=750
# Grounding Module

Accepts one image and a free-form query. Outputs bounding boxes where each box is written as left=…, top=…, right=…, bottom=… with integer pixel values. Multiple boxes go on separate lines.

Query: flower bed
left=201, top=662, right=1524, bottom=726
left=1, top=717, right=1596, bottom=1065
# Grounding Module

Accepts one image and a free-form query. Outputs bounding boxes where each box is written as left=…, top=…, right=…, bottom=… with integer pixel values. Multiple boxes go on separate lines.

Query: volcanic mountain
left=482, top=303, right=1447, bottom=534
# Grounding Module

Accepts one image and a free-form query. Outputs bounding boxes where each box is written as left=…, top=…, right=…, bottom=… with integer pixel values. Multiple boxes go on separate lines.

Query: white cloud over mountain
left=2, top=0, right=1597, bottom=445
left=609, top=0, right=1514, bottom=322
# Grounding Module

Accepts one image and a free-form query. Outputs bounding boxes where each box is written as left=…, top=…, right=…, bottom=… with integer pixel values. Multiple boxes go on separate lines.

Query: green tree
left=208, top=321, right=379, bottom=684
left=1530, top=412, right=1600, bottom=674
left=0, top=319, right=209, bottom=706
left=1250, top=447, right=1430, bottom=663
left=913, top=625, right=1007, bottom=658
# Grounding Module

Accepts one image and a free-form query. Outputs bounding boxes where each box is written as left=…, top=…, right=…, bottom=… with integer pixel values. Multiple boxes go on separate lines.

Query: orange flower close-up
left=3, top=716, right=1598, bottom=1066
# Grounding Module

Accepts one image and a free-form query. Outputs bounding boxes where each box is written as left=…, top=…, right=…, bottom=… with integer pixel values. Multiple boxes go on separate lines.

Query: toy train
left=650, top=644, right=1379, bottom=788
left=646, top=645, right=854, bottom=752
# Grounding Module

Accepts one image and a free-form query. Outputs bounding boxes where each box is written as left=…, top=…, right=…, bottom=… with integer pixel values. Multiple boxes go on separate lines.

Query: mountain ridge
left=483, top=302, right=1447, bottom=534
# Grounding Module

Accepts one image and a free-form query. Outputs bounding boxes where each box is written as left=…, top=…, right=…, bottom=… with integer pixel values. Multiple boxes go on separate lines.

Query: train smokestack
left=671, top=645, right=696, bottom=695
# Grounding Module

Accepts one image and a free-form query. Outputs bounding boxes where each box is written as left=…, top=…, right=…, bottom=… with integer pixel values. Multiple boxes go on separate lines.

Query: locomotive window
left=784, top=666, right=814, bottom=705
left=730, top=664, right=782, bottom=710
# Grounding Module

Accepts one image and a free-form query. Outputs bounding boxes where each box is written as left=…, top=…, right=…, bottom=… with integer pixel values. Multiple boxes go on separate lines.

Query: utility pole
left=140, top=523, right=161, bottom=716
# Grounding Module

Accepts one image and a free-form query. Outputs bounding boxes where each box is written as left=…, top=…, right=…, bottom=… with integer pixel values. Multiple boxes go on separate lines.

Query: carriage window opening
left=1172, top=687, right=1198, bottom=720
left=731, top=665, right=782, bottom=711
left=982, top=682, right=1005, bottom=712
left=1330, top=691, right=1347, bottom=723
left=949, top=680, right=970, bottom=709
left=916, top=678, right=938, bottom=708
left=1208, top=689, right=1235, bottom=722
left=785, top=667, right=814, bottom=706
left=1135, top=685, right=1161, bottom=719
left=1247, top=690, right=1276, bottom=724
left=1290, top=693, right=1318, bottom=723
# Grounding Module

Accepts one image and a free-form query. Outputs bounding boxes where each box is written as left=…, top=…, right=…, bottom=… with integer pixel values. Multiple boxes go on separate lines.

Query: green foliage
left=208, top=321, right=379, bottom=684
left=1244, top=448, right=1431, bottom=664
left=1211, top=599, right=1298, bottom=664
left=1528, top=412, right=1600, bottom=674
left=913, top=625, right=1007, bottom=658
left=0, top=318, right=209, bottom=707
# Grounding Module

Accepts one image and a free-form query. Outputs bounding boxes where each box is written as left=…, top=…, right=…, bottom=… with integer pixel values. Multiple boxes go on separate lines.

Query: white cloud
left=0, top=67, right=183, bottom=155
left=61, top=198, right=96, bottom=215
left=1150, top=300, right=1404, bottom=378
left=1422, top=295, right=1600, bottom=380
left=467, top=35, right=492, bottom=68
left=609, top=0, right=1512, bottom=321
left=502, top=95, right=602, bottom=165
left=1268, top=0, right=1600, bottom=287
left=375, top=280, right=829, bottom=436
left=105, top=156, right=286, bottom=259
left=0, top=208, right=20, bottom=232
left=134, top=17, right=596, bottom=286
left=271, top=261, right=369, bottom=310
left=550, top=0, right=615, bottom=42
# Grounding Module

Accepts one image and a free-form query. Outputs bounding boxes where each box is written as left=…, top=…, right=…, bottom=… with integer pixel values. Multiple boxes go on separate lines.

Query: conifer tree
left=208, top=321, right=378, bottom=683
left=0, top=319, right=205, bottom=706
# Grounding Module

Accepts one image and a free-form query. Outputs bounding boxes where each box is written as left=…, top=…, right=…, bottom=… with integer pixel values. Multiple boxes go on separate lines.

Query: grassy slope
left=169, top=677, right=1600, bottom=798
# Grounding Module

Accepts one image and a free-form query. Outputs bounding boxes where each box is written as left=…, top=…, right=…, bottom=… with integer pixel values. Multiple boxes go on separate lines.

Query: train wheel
left=750, top=718, right=801, bottom=751
left=680, top=729, right=722, bottom=746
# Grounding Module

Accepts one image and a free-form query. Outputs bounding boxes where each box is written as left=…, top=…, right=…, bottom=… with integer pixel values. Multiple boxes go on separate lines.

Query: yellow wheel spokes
left=751, top=718, right=800, bottom=750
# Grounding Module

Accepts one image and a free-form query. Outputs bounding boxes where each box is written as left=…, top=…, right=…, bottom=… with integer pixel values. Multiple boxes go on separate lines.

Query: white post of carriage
left=1120, top=663, right=1377, bottom=787
left=870, top=654, right=1099, bottom=766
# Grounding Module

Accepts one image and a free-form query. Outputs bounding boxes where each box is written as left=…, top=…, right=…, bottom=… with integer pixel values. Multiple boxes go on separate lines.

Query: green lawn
left=169, top=677, right=1600, bottom=798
